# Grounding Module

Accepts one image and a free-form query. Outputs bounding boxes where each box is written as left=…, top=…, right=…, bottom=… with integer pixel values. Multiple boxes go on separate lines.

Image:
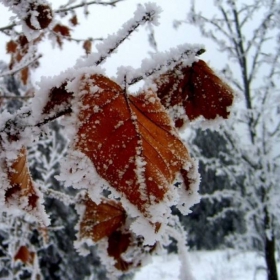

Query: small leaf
left=14, top=245, right=35, bottom=265
left=154, top=59, right=234, bottom=128
left=6, top=40, right=18, bottom=54
left=70, top=15, right=78, bottom=26
left=20, top=67, right=29, bottom=85
left=83, top=40, right=92, bottom=55
left=5, top=147, right=39, bottom=211
left=53, top=24, right=71, bottom=37
left=107, top=230, right=157, bottom=272
left=25, top=4, right=53, bottom=30
left=42, top=81, right=73, bottom=115
left=79, top=195, right=126, bottom=242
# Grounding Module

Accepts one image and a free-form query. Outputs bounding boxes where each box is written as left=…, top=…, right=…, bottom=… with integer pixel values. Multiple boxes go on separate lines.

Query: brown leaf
left=6, top=40, right=18, bottom=54
left=83, top=40, right=92, bottom=55
left=53, top=24, right=71, bottom=37
left=25, top=4, right=53, bottom=30
left=20, top=67, right=29, bottom=85
left=14, top=245, right=35, bottom=265
left=155, top=60, right=234, bottom=128
left=42, top=81, right=73, bottom=115
left=75, top=74, right=192, bottom=216
left=79, top=195, right=126, bottom=242
left=5, top=147, right=39, bottom=210
left=107, top=230, right=157, bottom=272
left=70, top=15, right=78, bottom=26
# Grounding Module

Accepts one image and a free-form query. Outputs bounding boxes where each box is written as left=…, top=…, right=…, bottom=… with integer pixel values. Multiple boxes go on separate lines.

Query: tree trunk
left=265, top=234, right=278, bottom=280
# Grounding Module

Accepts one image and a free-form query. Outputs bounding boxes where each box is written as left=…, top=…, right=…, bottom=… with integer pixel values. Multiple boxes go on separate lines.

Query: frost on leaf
left=25, top=3, right=53, bottom=30
left=154, top=59, right=234, bottom=128
left=42, top=81, right=73, bottom=116
left=4, top=146, right=48, bottom=225
left=73, top=74, right=195, bottom=224
left=78, top=195, right=126, bottom=242
left=75, top=194, right=157, bottom=274
left=14, top=245, right=35, bottom=265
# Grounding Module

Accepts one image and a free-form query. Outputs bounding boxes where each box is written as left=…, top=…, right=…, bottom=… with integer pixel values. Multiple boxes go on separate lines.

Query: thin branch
left=0, top=55, right=42, bottom=78
left=0, top=22, right=17, bottom=33
left=56, top=0, right=125, bottom=13
left=127, top=48, right=205, bottom=85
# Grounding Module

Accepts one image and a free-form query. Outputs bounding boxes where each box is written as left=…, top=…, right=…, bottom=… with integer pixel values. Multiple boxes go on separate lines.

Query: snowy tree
left=0, top=0, right=235, bottom=279
left=176, top=0, right=280, bottom=279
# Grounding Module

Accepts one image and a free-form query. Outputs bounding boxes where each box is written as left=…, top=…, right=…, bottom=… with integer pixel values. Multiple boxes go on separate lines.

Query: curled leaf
left=83, top=39, right=92, bottom=55
left=42, top=81, right=73, bottom=116
left=154, top=59, right=234, bottom=128
left=5, top=147, right=39, bottom=210
left=4, top=146, right=49, bottom=225
left=14, top=245, right=35, bottom=265
left=78, top=195, right=126, bottom=242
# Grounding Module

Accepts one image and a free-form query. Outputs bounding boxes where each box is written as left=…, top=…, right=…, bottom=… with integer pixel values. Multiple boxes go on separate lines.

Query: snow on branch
left=77, top=2, right=163, bottom=67
left=56, top=0, right=125, bottom=14
left=0, top=55, right=42, bottom=78
left=117, top=44, right=205, bottom=86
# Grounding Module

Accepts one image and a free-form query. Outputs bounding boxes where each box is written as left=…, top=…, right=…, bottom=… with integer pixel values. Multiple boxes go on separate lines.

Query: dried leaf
left=155, top=60, right=234, bottom=128
left=42, top=81, right=73, bottom=115
left=75, top=74, right=193, bottom=216
left=5, top=147, right=39, bottom=211
left=14, top=245, right=35, bottom=265
left=6, top=40, right=18, bottom=54
left=25, top=4, right=53, bottom=30
left=107, top=230, right=156, bottom=272
left=70, top=15, right=78, bottom=26
left=83, top=40, right=92, bottom=55
left=79, top=195, right=126, bottom=242
left=53, top=24, right=71, bottom=37
left=20, top=67, right=29, bottom=85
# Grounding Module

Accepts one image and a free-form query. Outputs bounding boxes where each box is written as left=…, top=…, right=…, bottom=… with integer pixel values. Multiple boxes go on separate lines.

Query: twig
left=0, top=55, right=42, bottom=78
left=56, top=0, right=125, bottom=13
left=94, top=9, right=158, bottom=66
left=127, top=48, right=205, bottom=85
left=0, top=23, right=17, bottom=33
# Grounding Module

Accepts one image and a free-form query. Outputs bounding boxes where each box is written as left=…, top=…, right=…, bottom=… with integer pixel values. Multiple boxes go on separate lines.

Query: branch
left=0, top=55, right=42, bottom=78
left=0, top=22, right=17, bottom=33
left=56, top=0, right=125, bottom=13
left=126, top=48, right=205, bottom=86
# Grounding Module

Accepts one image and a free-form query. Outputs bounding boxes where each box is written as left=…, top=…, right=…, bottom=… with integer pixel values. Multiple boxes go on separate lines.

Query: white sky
left=0, top=0, right=223, bottom=91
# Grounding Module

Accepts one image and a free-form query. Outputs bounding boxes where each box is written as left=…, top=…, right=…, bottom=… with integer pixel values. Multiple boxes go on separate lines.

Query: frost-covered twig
left=78, top=3, right=163, bottom=67
left=124, top=46, right=205, bottom=86
left=0, top=55, right=42, bottom=78
left=56, top=0, right=125, bottom=13
left=0, top=22, right=17, bottom=33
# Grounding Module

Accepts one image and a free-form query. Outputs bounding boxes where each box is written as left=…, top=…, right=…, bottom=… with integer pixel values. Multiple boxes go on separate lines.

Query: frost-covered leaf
left=25, top=3, right=53, bottom=30
left=78, top=195, right=126, bottom=242
left=154, top=59, right=234, bottom=128
left=14, top=245, right=35, bottom=265
left=4, top=146, right=49, bottom=225
left=107, top=229, right=156, bottom=272
left=74, top=74, right=194, bottom=220
left=42, top=81, right=73, bottom=116
left=6, top=146, right=39, bottom=209
left=6, top=40, right=18, bottom=54
left=75, top=194, right=157, bottom=274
